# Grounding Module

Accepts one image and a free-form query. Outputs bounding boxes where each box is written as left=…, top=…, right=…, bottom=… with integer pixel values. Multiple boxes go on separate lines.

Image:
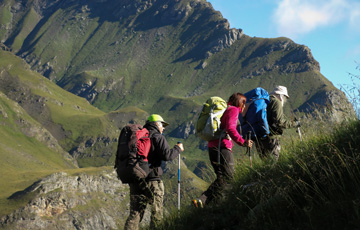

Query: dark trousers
left=200, top=147, right=234, bottom=205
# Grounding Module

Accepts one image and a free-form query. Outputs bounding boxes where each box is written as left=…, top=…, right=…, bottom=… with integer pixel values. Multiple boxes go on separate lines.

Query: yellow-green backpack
left=196, top=96, right=228, bottom=141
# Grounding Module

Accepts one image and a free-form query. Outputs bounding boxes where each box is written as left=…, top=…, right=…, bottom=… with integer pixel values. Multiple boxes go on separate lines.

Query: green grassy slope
left=0, top=50, right=155, bottom=168
left=0, top=92, right=78, bottom=214
left=0, top=50, right=123, bottom=167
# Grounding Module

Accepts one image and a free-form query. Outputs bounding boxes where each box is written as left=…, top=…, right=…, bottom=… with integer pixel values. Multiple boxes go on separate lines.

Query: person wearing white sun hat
left=257, top=86, right=300, bottom=160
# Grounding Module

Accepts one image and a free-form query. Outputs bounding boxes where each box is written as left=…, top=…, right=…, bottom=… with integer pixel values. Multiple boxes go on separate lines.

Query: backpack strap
left=216, top=129, right=228, bottom=164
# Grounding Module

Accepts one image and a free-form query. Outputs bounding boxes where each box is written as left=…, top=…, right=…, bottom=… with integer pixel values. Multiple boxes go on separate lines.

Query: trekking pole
left=297, top=127, right=302, bottom=142
left=177, top=142, right=181, bottom=213
left=247, top=131, right=252, bottom=168
left=294, top=116, right=302, bottom=142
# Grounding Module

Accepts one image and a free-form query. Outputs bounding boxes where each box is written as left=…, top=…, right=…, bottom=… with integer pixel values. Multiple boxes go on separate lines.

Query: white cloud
left=349, top=4, right=360, bottom=30
left=273, top=0, right=360, bottom=38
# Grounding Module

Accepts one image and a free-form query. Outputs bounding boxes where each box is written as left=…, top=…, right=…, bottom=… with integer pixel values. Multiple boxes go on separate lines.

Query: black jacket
left=143, top=122, right=181, bottom=181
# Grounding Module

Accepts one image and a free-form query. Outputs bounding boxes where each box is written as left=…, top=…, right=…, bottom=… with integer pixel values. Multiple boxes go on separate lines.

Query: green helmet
left=147, top=114, right=169, bottom=127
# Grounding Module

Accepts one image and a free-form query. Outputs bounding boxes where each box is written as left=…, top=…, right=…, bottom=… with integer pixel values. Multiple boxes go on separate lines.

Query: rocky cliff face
left=299, top=89, right=356, bottom=122
left=0, top=170, right=149, bottom=230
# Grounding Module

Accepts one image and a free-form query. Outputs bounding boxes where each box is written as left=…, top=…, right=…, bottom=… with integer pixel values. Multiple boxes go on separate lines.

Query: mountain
left=0, top=0, right=353, bottom=121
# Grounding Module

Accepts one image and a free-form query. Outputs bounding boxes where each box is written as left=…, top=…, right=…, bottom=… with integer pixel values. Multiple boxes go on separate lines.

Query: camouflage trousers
left=255, top=136, right=281, bottom=160
left=124, top=180, right=165, bottom=230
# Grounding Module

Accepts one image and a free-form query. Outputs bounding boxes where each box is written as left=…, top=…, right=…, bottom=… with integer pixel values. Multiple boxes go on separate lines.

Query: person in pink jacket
left=192, top=93, right=254, bottom=208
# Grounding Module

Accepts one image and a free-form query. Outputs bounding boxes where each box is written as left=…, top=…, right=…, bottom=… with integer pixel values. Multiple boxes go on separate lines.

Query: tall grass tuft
left=341, top=62, right=360, bottom=119
left=158, top=119, right=360, bottom=230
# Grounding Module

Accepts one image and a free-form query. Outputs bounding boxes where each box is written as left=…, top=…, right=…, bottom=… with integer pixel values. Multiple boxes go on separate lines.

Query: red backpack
left=114, top=124, right=151, bottom=183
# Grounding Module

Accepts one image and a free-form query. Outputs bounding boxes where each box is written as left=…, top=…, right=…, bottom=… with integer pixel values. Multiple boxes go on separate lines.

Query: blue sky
left=207, top=0, right=360, bottom=91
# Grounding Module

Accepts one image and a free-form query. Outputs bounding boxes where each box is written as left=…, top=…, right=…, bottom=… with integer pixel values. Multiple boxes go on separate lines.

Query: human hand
left=295, top=120, right=301, bottom=128
left=245, top=140, right=253, bottom=148
left=177, top=142, right=184, bottom=152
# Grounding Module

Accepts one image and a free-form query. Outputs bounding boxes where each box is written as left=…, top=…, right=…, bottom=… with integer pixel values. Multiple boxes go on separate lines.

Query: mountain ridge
left=0, top=0, right=341, bottom=118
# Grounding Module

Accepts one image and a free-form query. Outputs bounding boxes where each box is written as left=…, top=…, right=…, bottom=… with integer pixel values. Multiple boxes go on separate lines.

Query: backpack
left=114, top=124, right=151, bottom=184
left=239, top=87, right=270, bottom=139
left=196, top=96, right=228, bottom=141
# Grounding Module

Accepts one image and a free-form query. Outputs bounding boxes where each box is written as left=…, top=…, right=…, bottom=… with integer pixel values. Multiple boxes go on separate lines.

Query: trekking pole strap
left=297, top=127, right=302, bottom=141
left=217, top=130, right=226, bottom=164
left=247, top=131, right=252, bottom=168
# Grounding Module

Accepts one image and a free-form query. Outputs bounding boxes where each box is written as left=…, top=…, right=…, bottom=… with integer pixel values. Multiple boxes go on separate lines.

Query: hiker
left=124, top=114, right=184, bottom=230
left=256, top=85, right=300, bottom=160
left=192, top=93, right=253, bottom=208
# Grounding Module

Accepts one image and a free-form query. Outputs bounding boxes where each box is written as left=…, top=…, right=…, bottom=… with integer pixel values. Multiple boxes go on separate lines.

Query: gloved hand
left=295, top=120, right=301, bottom=127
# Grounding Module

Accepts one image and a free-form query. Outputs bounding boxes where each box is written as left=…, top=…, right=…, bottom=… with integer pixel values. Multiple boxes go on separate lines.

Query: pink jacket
left=208, top=106, right=245, bottom=150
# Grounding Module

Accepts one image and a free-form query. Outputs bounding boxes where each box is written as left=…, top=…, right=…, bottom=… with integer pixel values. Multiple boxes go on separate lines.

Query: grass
left=0, top=1, right=12, bottom=39
left=0, top=92, right=78, bottom=215
left=11, top=8, right=40, bottom=51
left=341, top=63, right=360, bottom=119
left=157, top=117, right=360, bottom=230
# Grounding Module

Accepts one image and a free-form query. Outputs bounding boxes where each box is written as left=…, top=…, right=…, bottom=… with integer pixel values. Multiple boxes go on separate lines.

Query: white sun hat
left=270, top=85, right=289, bottom=98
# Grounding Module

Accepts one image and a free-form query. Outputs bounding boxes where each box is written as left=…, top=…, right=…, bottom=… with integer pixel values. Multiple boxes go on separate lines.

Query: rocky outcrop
left=0, top=43, right=10, bottom=51
left=298, top=89, right=356, bottom=122
left=206, top=28, right=244, bottom=58
left=0, top=170, right=150, bottom=230
left=169, top=121, right=195, bottom=139
left=278, top=45, right=320, bottom=73
left=69, top=136, right=117, bottom=160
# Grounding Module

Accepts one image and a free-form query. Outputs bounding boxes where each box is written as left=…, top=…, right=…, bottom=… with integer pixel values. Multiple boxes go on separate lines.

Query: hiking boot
left=191, top=198, right=203, bottom=208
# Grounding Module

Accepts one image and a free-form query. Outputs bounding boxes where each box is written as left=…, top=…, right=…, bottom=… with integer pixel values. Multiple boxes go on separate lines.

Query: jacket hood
left=144, top=121, right=161, bottom=134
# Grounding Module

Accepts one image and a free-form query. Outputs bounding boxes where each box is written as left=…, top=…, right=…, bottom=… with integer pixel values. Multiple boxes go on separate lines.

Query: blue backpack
left=239, top=87, right=270, bottom=139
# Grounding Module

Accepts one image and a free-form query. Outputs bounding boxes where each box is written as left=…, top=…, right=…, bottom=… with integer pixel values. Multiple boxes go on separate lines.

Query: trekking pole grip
left=247, top=131, right=252, bottom=149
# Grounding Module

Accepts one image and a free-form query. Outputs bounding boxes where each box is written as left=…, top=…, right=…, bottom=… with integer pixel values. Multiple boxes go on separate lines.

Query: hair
left=228, top=92, right=246, bottom=108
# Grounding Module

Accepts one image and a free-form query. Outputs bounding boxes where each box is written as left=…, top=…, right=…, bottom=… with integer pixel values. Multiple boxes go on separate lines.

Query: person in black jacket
left=124, top=114, right=184, bottom=230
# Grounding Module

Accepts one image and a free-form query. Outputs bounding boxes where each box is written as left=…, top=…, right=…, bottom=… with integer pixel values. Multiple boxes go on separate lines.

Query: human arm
left=271, top=99, right=295, bottom=129
left=152, top=133, right=183, bottom=161
left=223, top=107, right=246, bottom=146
